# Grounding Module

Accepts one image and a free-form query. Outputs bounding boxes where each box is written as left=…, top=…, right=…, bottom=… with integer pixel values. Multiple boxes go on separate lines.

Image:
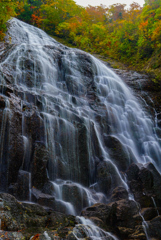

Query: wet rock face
left=0, top=87, right=48, bottom=198
left=79, top=161, right=161, bottom=239
left=81, top=199, right=142, bottom=238
left=104, top=135, right=135, bottom=172
left=96, top=160, right=126, bottom=197
left=110, top=186, right=128, bottom=202
left=15, top=170, right=30, bottom=201
left=0, top=95, right=5, bottom=108
left=126, top=163, right=161, bottom=208
left=82, top=183, right=161, bottom=240
left=31, top=143, right=49, bottom=190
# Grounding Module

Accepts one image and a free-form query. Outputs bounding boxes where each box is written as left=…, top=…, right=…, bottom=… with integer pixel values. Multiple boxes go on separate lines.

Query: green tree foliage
left=38, top=0, right=79, bottom=33
left=0, top=0, right=18, bottom=40
left=137, top=0, right=161, bottom=60
left=14, top=0, right=161, bottom=70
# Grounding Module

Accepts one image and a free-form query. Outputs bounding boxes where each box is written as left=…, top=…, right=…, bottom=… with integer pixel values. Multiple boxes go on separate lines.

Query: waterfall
left=0, top=17, right=161, bottom=226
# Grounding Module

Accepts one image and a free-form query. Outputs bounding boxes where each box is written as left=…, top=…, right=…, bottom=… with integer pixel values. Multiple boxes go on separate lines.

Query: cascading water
left=72, top=216, right=119, bottom=240
left=94, top=57, right=161, bottom=170
left=0, top=96, right=11, bottom=191
left=0, top=17, right=161, bottom=239
left=0, top=198, right=3, bottom=231
left=151, top=197, right=159, bottom=216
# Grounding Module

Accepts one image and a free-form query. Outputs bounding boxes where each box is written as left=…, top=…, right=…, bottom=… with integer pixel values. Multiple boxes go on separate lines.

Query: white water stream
left=73, top=217, right=119, bottom=240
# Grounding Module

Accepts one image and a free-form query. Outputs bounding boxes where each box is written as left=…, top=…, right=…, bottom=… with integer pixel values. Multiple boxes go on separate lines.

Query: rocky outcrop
left=104, top=135, right=136, bottom=172
left=126, top=163, right=161, bottom=208
left=96, top=160, right=125, bottom=196
left=1, top=174, right=161, bottom=240
left=82, top=161, right=161, bottom=239
left=82, top=180, right=161, bottom=240
left=0, top=193, right=76, bottom=239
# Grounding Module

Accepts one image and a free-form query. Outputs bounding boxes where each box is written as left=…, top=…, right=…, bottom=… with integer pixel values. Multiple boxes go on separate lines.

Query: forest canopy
left=0, top=0, right=18, bottom=40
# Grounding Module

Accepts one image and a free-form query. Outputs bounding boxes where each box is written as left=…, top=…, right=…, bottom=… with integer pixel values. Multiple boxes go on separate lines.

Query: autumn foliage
left=0, top=0, right=18, bottom=40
